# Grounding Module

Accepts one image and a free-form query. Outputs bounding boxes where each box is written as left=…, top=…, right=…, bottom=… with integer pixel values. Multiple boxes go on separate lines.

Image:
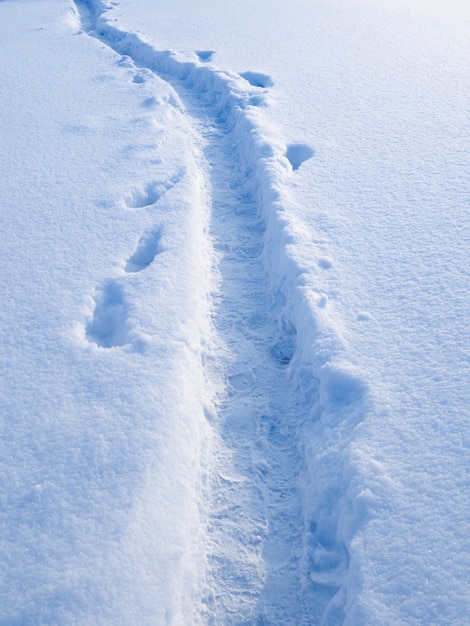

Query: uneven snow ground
left=0, top=1, right=211, bottom=622
left=1, top=0, right=470, bottom=624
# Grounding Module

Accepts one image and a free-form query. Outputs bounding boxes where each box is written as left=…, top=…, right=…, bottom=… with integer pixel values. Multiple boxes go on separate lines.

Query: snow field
left=1, top=2, right=212, bottom=622
left=75, top=0, right=376, bottom=622
left=72, top=0, right=470, bottom=622
left=2, top=0, right=469, bottom=623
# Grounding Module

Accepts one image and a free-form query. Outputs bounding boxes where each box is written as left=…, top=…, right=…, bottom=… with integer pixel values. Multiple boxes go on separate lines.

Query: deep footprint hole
left=125, top=226, right=164, bottom=273
left=286, top=143, right=315, bottom=171
left=239, top=71, right=273, bottom=88
left=195, top=49, right=215, bottom=62
left=86, top=280, right=130, bottom=348
left=125, top=183, right=161, bottom=208
left=125, top=171, right=184, bottom=209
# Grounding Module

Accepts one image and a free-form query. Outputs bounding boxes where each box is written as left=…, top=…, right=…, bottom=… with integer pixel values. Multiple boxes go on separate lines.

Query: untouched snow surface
left=1, top=0, right=470, bottom=623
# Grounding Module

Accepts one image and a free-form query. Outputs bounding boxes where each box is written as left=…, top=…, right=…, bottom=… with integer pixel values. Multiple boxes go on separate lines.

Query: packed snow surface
left=1, top=0, right=469, bottom=623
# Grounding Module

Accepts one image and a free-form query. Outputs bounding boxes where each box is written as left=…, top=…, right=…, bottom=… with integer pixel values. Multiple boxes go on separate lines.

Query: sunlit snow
left=1, top=0, right=469, bottom=623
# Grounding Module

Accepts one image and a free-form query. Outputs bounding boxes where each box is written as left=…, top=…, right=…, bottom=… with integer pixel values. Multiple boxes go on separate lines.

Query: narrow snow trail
left=194, top=112, right=300, bottom=623
left=194, top=115, right=327, bottom=623
left=4, top=0, right=469, bottom=622
left=73, top=1, right=333, bottom=622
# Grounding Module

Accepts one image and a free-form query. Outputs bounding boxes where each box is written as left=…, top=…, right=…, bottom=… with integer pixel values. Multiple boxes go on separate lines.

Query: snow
left=1, top=0, right=469, bottom=623
left=0, top=2, right=211, bottom=621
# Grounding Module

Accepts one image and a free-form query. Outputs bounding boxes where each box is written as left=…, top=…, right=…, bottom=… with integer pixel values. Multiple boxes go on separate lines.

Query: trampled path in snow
left=75, top=1, right=335, bottom=623
left=3, top=1, right=469, bottom=623
left=197, top=117, right=312, bottom=623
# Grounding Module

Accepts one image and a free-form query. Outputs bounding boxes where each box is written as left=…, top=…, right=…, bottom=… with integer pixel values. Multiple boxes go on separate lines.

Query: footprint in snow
left=117, top=55, right=134, bottom=68
left=322, top=365, right=366, bottom=409
left=125, top=182, right=162, bottom=208
left=124, top=170, right=184, bottom=209
left=239, top=71, right=273, bottom=88
left=285, top=143, right=315, bottom=171
left=248, top=94, right=268, bottom=107
left=125, top=226, right=164, bottom=273
left=270, top=321, right=297, bottom=366
left=132, top=69, right=153, bottom=84
left=195, top=49, right=215, bottom=62
left=271, top=334, right=296, bottom=367
left=228, top=371, right=255, bottom=392
left=86, top=280, right=130, bottom=348
left=318, top=257, right=334, bottom=270
left=141, top=92, right=180, bottom=110
left=257, top=414, right=290, bottom=448
left=141, top=96, right=159, bottom=109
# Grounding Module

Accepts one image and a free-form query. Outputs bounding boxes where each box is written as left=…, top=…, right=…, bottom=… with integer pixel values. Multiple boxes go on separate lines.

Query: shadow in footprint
left=271, top=335, right=296, bottom=367
left=228, top=371, right=255, bottom=392
left=86, top=280, right=130, bottom=348
left=125, top=182, right=164, bottom=208
left=196, top=50, right=215, bottom=62
left=124, top=170, right=184, bottom=209
left=125, top=226, right=164, bottom=273
left=286, top=143, right=315, bottom=171
left=117, top=55, right=133, bottom=68
left=322, top=366, right=366, bottom=408
left=271, top=322, right=297, bottom=366
left=133, top=69, right=153, bottom=84
left=240, top=71, right=273, bottom=88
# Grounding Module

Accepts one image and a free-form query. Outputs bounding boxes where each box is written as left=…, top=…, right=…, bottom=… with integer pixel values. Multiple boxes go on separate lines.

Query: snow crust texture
left=1, top=0, right=469, bottom=624
left=71, top=0, right=373, bottom=622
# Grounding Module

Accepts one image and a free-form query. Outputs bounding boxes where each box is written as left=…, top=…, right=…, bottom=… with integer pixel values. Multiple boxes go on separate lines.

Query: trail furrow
left=73, top=1, right=354, bottom=622
left=195, top=115, right=310, bottom=624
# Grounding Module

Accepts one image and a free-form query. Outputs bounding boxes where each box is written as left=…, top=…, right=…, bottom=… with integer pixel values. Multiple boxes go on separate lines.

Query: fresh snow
left=1, top=0, right=469, bottom=624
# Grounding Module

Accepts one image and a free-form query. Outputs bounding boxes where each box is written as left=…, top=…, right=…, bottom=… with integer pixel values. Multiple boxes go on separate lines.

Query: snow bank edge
left=74, top=0, right=376, bottom=620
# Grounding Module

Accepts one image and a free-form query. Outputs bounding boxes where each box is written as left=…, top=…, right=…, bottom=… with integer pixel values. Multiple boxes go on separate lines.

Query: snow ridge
left=73, top=0, right=372, bottom=622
